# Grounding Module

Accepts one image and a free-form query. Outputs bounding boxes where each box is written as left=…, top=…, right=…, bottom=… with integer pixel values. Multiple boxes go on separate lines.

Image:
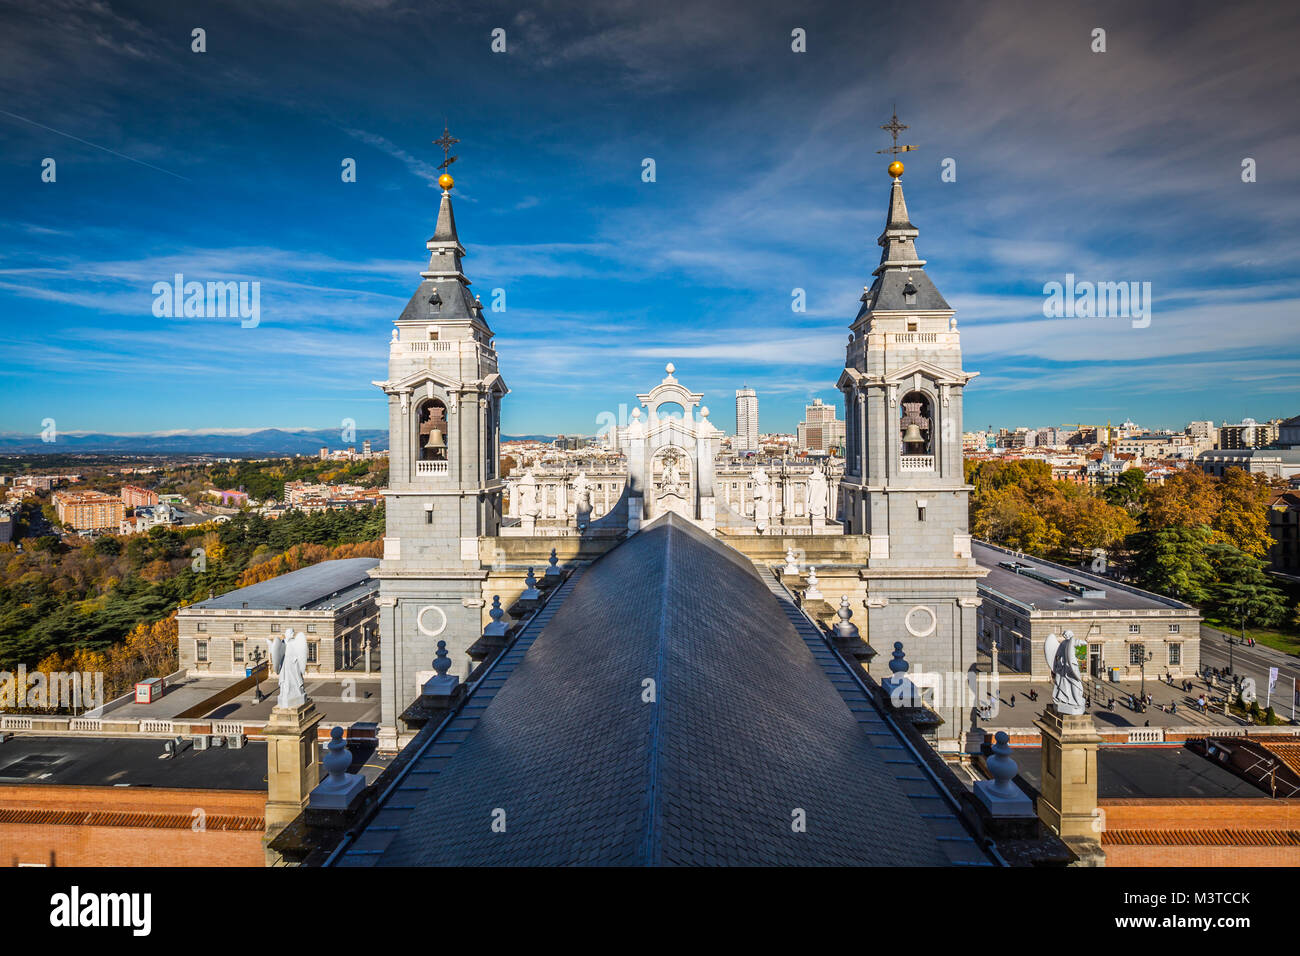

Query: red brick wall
left=1099, top=798, right=1300, bottom=867
left=0, top=785, right=266, bottom=867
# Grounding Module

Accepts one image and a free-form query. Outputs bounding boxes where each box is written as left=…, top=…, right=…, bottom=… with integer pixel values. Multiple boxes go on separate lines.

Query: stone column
left=263, top=700, right=323, bottom=862
left=1035, top=706, right=1105, bottom=866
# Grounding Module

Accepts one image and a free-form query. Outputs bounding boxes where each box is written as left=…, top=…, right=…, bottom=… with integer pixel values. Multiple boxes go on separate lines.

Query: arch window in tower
left=418, top=399, right=448, bottom=463
left=899, top=391, right=934, bottom=470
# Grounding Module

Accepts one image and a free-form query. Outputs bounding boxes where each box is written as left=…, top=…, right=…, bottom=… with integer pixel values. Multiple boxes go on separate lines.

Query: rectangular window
left=233, top=622, right=243, bottom=632
left=1168, top=644, right=1181, bottom=665
left=307, top=642, right=318, bottom=664
left=196, top=641, right=208, bottom=663
left=1128, top=642, right=1146, bottom=665
left=1168, top=624, right=1180, bottom=634
left=1129, top=624, right=1141, bottom=634
left=233, top=641, right=245, bottom=663
left=307, top=624, right=317, bottom=633
left=196, top=622, right=207, bottom=632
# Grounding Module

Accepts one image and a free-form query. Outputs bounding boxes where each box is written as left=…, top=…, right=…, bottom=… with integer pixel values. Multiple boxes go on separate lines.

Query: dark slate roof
left=973, top=541, right=1189, bottom=613
left=188, top=557, right=379, bottom=611
left=374, top=513, right=956, bottom=866
left=0, top=735, right=268, bottom=790
left=858, top=267, right=950, bottom=315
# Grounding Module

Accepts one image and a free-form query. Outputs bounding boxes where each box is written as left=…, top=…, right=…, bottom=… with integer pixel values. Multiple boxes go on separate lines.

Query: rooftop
left=186, top=557, right=379, bottom=612
left=1014, top=745, right=1267, bottom=800
left=974, top=541, right=1191, bottom=613
left=0, top=734, right=268, bottom=790
left=351, top=513, right=984, bottom=866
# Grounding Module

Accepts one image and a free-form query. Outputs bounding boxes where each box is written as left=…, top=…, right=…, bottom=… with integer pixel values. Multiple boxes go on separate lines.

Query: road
left=1198, top=624, right=1300, bottom=721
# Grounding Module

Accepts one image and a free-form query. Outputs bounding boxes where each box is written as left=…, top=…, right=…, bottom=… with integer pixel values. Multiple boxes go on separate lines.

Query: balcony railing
left=899, top=455, right=935, bottom=471
left=416, top=460, right=449, bottom=475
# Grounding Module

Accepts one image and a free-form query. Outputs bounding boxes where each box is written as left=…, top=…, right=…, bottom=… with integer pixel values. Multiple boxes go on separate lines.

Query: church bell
left=901, top=423, right=925, bottom=445
left=424, top=428, right=446, bottom=452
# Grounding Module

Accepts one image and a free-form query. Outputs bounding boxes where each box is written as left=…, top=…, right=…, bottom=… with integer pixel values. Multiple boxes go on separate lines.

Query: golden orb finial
left=888, top=160, right=905, bottom=178
left=438, top=172, right=455, bottom=191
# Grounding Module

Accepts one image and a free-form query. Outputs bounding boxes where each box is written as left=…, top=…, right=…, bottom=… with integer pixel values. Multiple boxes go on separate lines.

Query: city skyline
left=1, top=2, right=1298, bottom=441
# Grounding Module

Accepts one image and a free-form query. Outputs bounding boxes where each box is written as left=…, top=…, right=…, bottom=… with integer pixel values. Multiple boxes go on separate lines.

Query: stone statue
left=1044, top=630, right=1085, bottom=715
left=806, top=466, right=828, bottom=518
left=752, top=467, right=771, bottom=529
left=518, top=471, right=541, bottom=519
left=572, top=471, right=593, bottom=525
left=660, top=452, right=683, bottom=494
left=269, top=627, right=308, bottom=709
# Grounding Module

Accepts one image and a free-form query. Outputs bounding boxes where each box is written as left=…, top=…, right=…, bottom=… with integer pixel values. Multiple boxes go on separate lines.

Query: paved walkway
left=975, top=671, right=1245, bottom=732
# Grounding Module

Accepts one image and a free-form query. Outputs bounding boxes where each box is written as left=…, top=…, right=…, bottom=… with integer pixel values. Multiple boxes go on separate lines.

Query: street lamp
left=1139, top=649, right=1153, bottom=700
left=249, top=646, right=266, bottom=702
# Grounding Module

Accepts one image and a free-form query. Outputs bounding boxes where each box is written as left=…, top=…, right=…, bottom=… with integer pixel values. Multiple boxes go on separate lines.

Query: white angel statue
left=1044, top=629, right=1085, bottom=715
left=269, top=627, right=309, bottom=709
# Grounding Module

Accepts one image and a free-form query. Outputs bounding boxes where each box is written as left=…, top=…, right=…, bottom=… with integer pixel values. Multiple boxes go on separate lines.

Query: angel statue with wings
left=1044, top=630, right=1085, bottom=715
left=269, top=627, right=309, bottom=710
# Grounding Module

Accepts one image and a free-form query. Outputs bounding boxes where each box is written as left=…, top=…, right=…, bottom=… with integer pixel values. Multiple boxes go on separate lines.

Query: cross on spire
left=876, top=106, right=918, bottom=157
left=434, top=123, right=459, bottom=172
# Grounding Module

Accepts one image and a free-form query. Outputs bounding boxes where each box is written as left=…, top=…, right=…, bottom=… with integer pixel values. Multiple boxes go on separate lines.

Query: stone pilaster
left=263, top=701, right=323, bottom=861
left=1035, top=705, right=1106, bottom=866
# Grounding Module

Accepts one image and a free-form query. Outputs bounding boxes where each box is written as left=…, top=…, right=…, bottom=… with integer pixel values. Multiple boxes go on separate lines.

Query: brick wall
left=0, top=785, right=266, bottom=867
left=1099, top=797, right=1300, bottom=867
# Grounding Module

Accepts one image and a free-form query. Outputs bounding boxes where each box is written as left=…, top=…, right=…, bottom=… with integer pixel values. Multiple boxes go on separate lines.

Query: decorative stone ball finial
left=432, top=640, right=451, bottom=677
left=986, top=731, right=1020, bottom=798
left=889, top=641, right=909, bottom=677
left=665, top=362, right=675, bottom=376
left=805, top=566, right=823, bottom=601
left=322, top=725, right=350, bottom=788
left=490, top=595, right=503, bottom=622
left=835, top=595, right=859, bottom=639
left=525, top=567, right=537, bottom=590
left=782, top=547, right=800, bottom=575
left=549, top=548, right=559, bottom=568
left=484, top=595, right=508, bottom=638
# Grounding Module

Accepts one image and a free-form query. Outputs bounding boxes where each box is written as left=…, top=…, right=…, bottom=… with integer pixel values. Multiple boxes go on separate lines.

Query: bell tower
left=372, top=131, right=508, bottom=747
left=836, top=120, right=983, bottom=751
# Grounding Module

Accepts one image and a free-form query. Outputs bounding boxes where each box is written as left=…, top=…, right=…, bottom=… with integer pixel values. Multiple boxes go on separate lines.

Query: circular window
left=904, top=604, right=937, bottom=638
left=416, top=604, right=448, bottom=638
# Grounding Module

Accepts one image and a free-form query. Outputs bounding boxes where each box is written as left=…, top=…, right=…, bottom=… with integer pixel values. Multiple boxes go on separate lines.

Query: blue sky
left=1, top=0, right=1298, bottom=440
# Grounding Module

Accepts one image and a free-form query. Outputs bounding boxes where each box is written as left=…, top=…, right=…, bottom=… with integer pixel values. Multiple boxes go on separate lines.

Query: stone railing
left=416, top=460, right=449, bottom=475
left=899, top=455, right=935, bottom=471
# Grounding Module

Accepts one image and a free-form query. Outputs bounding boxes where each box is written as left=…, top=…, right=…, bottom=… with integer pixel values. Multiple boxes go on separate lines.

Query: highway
left=1198, top=625, right=1300, bottom=721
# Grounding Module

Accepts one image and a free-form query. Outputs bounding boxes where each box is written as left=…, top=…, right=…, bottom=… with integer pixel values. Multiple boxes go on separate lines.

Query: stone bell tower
left=836, top=125, right=984, bottom=751
left=372, top=131, right=508, bottom=748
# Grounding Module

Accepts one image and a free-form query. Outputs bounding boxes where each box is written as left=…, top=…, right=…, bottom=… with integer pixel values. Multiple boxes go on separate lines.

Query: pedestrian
left=1009, top=694, right=1016, bottom=708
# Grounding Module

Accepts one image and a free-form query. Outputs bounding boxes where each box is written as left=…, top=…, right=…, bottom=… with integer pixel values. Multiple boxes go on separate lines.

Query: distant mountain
left=502, top=435, right=561, bottom=443
left=0, top=428, right=390, bottom=457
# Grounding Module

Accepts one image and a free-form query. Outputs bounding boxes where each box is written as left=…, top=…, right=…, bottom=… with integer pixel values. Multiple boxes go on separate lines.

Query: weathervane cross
left=434, top=123, right=459, bottom=172
left=876, top=107, right=918, bottom=157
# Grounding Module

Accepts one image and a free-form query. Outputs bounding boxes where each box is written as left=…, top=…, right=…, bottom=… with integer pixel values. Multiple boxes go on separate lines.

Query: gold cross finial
left=876, top=106, right=918, bottom=157
left=434, top=123, right=459, bottom=171
left=434, top=122, right=459, bottom=190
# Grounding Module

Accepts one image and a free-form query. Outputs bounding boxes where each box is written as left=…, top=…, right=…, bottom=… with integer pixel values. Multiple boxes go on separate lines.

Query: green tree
left=1204, top=542, right=1289, bottom=632
left=1127, top=525, right=1214, bottom=604
left=1102, top=468, right=1148, bottom=514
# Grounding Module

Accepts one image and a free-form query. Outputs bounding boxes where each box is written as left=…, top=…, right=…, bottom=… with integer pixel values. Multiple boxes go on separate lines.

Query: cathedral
left=369, top=140, right=984, bottom=756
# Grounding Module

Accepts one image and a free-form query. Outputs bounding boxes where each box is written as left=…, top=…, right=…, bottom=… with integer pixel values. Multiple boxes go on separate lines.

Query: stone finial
left=321, top=725, right=350, bottom=789
left=432, top=640, right=451, bottom=677
left=782, top=547, right=800, bottom=575
left=545, top=547, right=562, bottom=578
left=521, top=568, right=541, bottom=601
left=974, top=730, right=1034, bottom=818
left=882, top=641, right=918, bottom=708
left=889, top=641, right=909, bottom=677
left=484, top=595, right=508, bottom=637
left=834, top=595, right=859, bottom=639
left=804, top=566, right=823, bottom=601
